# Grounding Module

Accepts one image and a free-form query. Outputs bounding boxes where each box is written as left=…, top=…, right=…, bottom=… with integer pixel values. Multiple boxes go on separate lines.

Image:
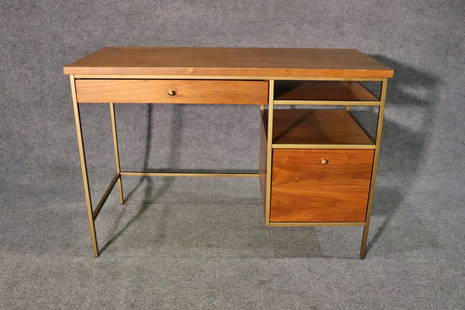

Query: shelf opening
left=263, top=109, right=375, bottom=146
left=274, top=81, right=379, bottom=103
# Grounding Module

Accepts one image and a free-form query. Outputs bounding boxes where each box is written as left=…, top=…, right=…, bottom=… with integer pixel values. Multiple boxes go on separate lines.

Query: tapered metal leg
left=70, top=75, right=99, bottom=257
left=360, top=223, right=370, bottom=259
left=264, top=80, right=275, bottom=225
left=359, top=79, right=388, bottom=259
left=109, top=103, right=124, bottom=204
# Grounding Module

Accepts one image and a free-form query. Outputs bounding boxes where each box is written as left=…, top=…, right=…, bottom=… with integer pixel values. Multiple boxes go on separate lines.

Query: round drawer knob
left=321, top=159, right=329, bottom=165
left=167, top=90, right=176, bottom=96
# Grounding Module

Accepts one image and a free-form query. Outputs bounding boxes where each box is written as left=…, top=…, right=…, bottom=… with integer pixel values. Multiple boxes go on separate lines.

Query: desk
left=64, top=47, right=393, bottom=258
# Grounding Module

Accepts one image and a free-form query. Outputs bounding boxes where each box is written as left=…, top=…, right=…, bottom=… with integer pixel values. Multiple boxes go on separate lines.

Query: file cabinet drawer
left=270, top=149, right=374, bottom=223
left=75, top=79, right=268, bottom=104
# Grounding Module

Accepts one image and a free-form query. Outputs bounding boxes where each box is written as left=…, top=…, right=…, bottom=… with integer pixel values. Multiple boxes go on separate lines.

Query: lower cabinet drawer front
left=75, top=79, right=268, bottom=104
left=271, top=149, right=374, bottom=223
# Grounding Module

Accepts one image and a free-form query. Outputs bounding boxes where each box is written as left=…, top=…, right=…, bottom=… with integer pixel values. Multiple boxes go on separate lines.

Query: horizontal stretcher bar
left=272, top=144, right=376, bottom=149
left=92, top=170, right=260, bottom=220
left=273, top=100, right=381, bottom=106
left=74, top=75, right=387, bottom=82
left=267, top=222, right=366, bottom=227
left=120, top=171, right=260, bottom=177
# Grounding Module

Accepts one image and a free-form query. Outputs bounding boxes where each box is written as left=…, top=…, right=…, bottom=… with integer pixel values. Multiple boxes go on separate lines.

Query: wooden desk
left=64, top=47, right=393, bottom=258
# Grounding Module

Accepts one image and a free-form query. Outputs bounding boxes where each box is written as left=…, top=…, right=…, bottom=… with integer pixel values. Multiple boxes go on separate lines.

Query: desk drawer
left=75, top=79, right=268, bottom=104
left=270, top=149, right=374, bottom=223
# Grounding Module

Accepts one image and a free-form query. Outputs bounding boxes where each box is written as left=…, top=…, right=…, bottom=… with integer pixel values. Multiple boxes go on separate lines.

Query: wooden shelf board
left=274, top=81, right=378, bottom=101
left=267, top=109, right=374, bottom=145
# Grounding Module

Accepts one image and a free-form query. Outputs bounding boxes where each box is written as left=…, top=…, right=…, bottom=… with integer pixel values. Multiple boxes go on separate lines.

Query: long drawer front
left=270, top=149, right=374, bottom=223
left=75, top=79, right=269, bottom=104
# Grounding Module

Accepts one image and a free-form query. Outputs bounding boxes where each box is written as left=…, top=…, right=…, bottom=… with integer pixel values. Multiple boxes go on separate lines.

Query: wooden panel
left=275, top=81, right=378, bottom=101
left=270, top=149, right=374, bottom=222
left=271, top=109, right=373, bottom=145
left=75, top=79, right=268, bottom=104
left=64, top=47, right=393, bottom=78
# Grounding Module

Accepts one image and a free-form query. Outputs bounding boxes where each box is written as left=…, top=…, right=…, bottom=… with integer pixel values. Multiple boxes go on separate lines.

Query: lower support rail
left=91, top=170, right=258, bottom=220
left=120, top=171, right=259, bottom=178
left=93, top=173, right=120, bottom=220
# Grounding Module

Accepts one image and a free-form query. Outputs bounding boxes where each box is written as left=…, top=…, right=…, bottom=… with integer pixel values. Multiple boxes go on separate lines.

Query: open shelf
left=274, top=81, right=379, bottom=105
left=265, top=109, right=374, bottom=147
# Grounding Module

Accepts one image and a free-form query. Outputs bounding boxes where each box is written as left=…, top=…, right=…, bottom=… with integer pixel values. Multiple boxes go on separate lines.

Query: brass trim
left=70, top=75, right=99, bottom=257
left=274, top=100, right=381, bottom=106
left=360, top=79, right=388, bottom=259
left=272, top=144, right=376, bottom=149
left=109, top=103, right=124, bottom=204
left=93, top=173, right=120, bottom=220
left=69, top=72, right=390, bottom=258
left=267, top=222, right=366, bottom=227
left=73, top=75, right=385, bottom=82
left=264, top=80, right=275, bottom=225
left=120, top=171, right=259, bottom=178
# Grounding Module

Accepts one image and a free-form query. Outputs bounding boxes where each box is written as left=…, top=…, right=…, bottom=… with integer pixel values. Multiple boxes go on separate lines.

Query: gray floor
left=1, top=164, right=464, bottom=309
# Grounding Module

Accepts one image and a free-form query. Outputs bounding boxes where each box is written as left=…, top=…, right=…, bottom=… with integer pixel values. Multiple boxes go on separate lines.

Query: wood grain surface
left=65, top=47, right=393, bottom=78
left=270, top=149, right=374, bottom=222
left=75, top=79, right=268, bottom=104
left=271, top=109, right=374, bottom=145
left=275, top=81, right=378, bottom=101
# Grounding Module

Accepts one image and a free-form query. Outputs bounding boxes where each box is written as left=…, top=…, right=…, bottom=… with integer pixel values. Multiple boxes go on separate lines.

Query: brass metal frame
left=272, top=144, right=375, bottom=149
left=264, top=80, right=275, bottom=225
left=359, top=79, right=388, bottom=259
left=70, top=75, right=99, bottom=257
left=93, top=173, right=120, bottom=220
left=69, top=74, right=387, bottom=258
left=75, top=75, right=385, bottom=81
left=267, top=222, right=366, bottom=227
left=274, top=100, right=381, bottom=106
left=109, top=103, right=124, bottom=204
left=120, top=171, right=259, bottom=177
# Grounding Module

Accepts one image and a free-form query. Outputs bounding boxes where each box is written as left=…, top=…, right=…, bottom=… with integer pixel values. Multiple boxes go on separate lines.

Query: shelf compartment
left=268, top=109, right=374, bottom=147
left=274, top=81, right=379, bottom=105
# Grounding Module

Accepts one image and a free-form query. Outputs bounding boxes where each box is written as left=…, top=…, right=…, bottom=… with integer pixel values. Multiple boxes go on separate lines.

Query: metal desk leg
left=109, top=103, right=124, bottom=204
left=360, top=79, right=388, bottom=259
left=70, top=75, right=99, bottom=257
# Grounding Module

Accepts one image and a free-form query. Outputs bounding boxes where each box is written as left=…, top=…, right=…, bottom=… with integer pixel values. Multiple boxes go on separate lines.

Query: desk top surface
left=64, top=47, right=393, bottom=78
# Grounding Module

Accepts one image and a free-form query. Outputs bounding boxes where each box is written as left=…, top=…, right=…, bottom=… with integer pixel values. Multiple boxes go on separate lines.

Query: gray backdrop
left=1, top=1, right=464, bottom=309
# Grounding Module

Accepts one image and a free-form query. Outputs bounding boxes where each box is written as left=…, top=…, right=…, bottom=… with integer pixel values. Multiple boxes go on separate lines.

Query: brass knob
left=321, top=159, right=329, bottom=165
left=167, top=90, right=176, bottom=96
